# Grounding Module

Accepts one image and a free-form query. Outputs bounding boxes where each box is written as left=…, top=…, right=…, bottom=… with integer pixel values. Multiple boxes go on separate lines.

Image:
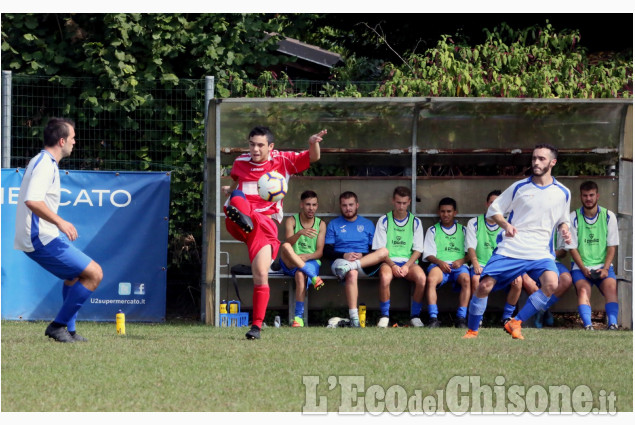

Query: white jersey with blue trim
left=14, top=150, right=61, bottom=252
left=487, top=176, right=571, bottom=261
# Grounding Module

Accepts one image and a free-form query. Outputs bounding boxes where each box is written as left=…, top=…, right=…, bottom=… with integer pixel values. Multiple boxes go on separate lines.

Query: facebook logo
left=134, top=283, right=146, bottom=295
left=118, top=282, right=132, bottom=296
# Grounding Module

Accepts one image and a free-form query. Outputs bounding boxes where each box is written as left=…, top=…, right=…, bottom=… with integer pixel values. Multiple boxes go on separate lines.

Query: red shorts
left=225, top=205, right=280, bottom=263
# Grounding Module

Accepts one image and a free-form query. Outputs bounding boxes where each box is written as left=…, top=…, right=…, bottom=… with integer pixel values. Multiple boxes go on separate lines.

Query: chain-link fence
left=4, top=74, right=208, bottom=171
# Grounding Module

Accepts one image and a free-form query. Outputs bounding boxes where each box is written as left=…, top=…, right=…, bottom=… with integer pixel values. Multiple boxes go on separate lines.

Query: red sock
left=251, top=285, right=270, bottom=329
left=230, top=194, right=252, bottom=216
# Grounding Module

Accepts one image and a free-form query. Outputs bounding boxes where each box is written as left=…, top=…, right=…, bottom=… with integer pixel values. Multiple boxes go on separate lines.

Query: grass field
left=1, top=320, right=632, bottom=413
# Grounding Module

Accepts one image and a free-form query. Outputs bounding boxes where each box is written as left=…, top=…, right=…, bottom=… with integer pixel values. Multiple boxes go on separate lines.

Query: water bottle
left=116, top=309, right=126, bottom=335
left=229, top=301, right=238, bottom=314
left=220, top=300, right=227, bottom=314
left=274, top=316, right=281, bottom=328
left=359, top=304, right=366, bottom=328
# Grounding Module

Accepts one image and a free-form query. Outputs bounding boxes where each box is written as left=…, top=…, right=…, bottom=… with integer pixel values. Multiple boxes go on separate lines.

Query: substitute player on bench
left=279, top=190, right=327, bottom=327
left=567, top=180, right=620, bottom=330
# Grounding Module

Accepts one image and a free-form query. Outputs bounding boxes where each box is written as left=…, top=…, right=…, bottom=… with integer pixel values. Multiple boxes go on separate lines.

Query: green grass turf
left=1, top=320, right=632, bottom=412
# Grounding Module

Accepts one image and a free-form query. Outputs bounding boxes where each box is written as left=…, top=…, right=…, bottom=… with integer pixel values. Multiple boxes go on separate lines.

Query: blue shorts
left=572, top=265, right=616, bottom=287
left=470, top=266, right=515, bottom=292
left=427, top=263, right=469, bottom=292
left=482, top=254, right=558, bottom=292
left=527, top=262, right=570, bottom=287
left=25, top=234, right=92, bottom=281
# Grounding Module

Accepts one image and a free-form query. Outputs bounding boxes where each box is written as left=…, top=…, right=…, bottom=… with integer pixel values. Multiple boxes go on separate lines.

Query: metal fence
left=2, top=72, right=211, bottom=171
left=1, top=72, right=383, bottom=171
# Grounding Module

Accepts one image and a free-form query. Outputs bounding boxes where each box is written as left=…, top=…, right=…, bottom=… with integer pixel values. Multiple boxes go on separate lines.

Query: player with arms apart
left=279, top=190, right=327, bottom=327
left=14, top=118, right=104, bottom=343
left=224, top=126, right=326, bottom=339
left=463, top=144, right=571, bottom=340
left=567, top=180, right=620, bottom=330
left=372, top=186, right=426, bottom=328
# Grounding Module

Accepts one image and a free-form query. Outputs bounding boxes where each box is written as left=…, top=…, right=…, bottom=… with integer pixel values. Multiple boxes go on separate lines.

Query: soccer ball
left=257, top=171, right=288, bottom=202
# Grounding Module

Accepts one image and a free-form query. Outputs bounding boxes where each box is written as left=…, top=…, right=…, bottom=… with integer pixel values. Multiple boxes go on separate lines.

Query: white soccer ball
left=257, top=171, right=288, bottom=202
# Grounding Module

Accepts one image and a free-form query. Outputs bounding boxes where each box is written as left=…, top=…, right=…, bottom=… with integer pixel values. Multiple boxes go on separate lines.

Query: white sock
left=349, top=260, right=361, bottom=270
left=349, top=308, right=359, bottom=320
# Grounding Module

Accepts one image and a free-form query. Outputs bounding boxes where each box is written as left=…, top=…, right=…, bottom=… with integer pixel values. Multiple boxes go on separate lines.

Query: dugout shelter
left=203, top=97, right=633, bottom=328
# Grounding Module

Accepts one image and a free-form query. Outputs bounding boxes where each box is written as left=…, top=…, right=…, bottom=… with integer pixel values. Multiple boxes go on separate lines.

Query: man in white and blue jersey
left=463, top=144, right=572, bottom=340
left=372, top=186, right=426, bottom=328
left=324, top=191, right=388, bottom=327
left=567, top=180, right=620, bottom=330
left=14, top=118, right=103, bottom=343
left=423, top=197, right=471, bottom=328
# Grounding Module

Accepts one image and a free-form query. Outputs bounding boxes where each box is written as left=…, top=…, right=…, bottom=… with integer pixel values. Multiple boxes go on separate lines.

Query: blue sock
left=411, top=301, right=423, bottom=317
left=294, top=301, right=305, bottom=318
left=428, top=304, right=439, bottom=319
left=380, top=301, right=390, bottom=317
left=545, top=295, right=559, bottom=310
left=54, top=281, right=93, bottom=326
left=456, top=306, right=467, bottom=319
left=578, top=304, right=592, bottom=327
left=62, top=284, right=78, bottom=333
left=605, top=302, right=619, bottom=326
left=516, top=289, right=549, bottom=322
left=299, top=264, right=316, bottom=279
left=468, top=295, right=488, bottom=331
left=502, top=302, right=516, bottom=320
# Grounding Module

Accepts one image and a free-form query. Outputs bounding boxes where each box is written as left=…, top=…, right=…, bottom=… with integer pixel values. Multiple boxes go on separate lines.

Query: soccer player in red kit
left=224, top=126, right=327, bottom=339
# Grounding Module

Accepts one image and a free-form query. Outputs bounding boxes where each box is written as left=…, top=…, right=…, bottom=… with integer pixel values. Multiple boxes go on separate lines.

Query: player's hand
left=58, top=220, right=78, bottom=241
left=560, top=226, right=572, bottom=245
left=398, top=265, right=409, bottom=277
left=298, top=228, right=318, bottom=238
left=473, top=263, right=482, bottom=275
left=309, top=129, right=327, bottom=145
left=451, top=260, right=464, bottom=269
left=221, top=186, right=231, bottom=197
left=504, top=223, right=517, bottom=238
left=598, top=268, right=609, bottom=279
left=439, top=262, right=452, bottom=274
left=582, top=266, right=592, bottom=279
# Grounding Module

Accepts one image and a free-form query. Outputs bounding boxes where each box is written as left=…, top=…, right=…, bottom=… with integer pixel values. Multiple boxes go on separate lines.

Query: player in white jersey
left=463, top=144, right=572, bottom=340
left=14, top=118, right=103, bottom=343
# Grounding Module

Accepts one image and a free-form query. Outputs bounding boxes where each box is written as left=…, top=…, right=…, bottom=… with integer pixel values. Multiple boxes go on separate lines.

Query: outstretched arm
left=308, top=129, right=327, bottom=163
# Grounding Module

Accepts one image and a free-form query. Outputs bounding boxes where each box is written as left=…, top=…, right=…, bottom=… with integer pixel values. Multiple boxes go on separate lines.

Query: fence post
left=201, top=76, right=215, bottom=323
left=1, top=70, right=12, bottom=168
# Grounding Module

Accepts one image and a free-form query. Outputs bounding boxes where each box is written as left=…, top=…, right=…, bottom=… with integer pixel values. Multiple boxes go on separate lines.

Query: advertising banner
left=1, top=169, right=170, bottom=322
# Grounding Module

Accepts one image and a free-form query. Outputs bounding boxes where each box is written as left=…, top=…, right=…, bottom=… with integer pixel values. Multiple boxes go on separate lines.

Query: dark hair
left=300, top=190, right=318, bottom=201
left=340, top=191, right=358, bottom=203
left=393, top=186, right=411, bottom=199
left=438, top=197, right=457, bottom=210
left=43, top=118, right=75, bottom=147
left=486, top=190, right=501, bottom=203
left=534, top=143, right=558, bottom=159
left=580, top=180, right=599, bottom=192
left=248, top=126, right=274, bottom=144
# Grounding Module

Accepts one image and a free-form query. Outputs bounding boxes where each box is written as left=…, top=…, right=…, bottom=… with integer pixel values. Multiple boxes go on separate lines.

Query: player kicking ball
left=463, top=144, right=572, bottom=340
left=223, top=126, right=326, bottom=340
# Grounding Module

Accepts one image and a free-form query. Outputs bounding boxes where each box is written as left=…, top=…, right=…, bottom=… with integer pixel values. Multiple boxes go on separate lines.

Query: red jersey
left=229, top=149, right=310, bottom=223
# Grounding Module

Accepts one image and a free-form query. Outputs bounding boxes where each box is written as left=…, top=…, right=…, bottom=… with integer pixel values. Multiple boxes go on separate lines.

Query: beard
left=532, top=165, right=550, bottom=177
left=342, top=209, right=357, bottom=219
